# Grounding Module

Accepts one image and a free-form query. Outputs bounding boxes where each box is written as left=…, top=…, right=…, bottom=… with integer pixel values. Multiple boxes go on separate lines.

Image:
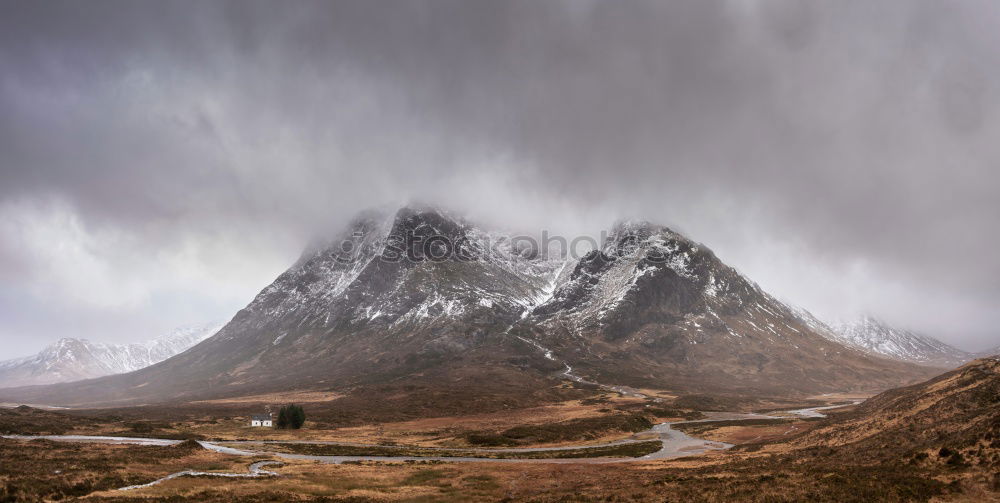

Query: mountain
left=791, top=356, right=1000, bottom=468
left=824, top=316, right=973, bottom=369
left=0, top=323, right=223, bottom=388
left=0, top=207, right=935, bottom=409
left=510, top=221, right=932, bottom=394
left=977, top=344, right=1000, bottom=358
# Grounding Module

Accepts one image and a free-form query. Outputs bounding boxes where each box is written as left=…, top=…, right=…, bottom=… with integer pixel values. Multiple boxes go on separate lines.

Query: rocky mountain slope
left=0, top=207, right=936, bottom=408
left=511, top=221, right=932, bottom=394
left=828, top=317, right=973, bottom=369
left=792, top=356, right=1000, bottom=468
left=0, top=323, right=222, bottom=388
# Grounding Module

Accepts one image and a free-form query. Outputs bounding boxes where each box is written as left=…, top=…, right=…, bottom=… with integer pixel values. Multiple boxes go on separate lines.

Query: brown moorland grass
left=0, top=438, right=261, bottom=502
left=1, top=391, right=681, bottom=448
left=188, top=390, right=345, bottom=405
left=72, top=451, right=977, bottom=503
left=7, top=362, right=1000, bottom=501
left=229, top=439, right=663, bottom=459
left=463, top=413, right=653, bottom=447
left=4, top=405, right=999, bottom=502
left=0, top=405, right=108, bottom=435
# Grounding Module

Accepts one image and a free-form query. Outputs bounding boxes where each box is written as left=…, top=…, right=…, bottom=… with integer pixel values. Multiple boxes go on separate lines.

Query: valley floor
left=0, top=428, right=993, bottom=502
left=2, top=392, right=998, bottom=502
left=7, top=356, right=1000, bottom=502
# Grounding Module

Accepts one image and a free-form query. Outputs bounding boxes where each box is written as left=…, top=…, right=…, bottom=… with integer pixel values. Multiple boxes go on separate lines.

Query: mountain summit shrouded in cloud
left=0, top=207, right=935, bottom=408
left=4, top=4, right=1000, bottom=501
left=1, top=1, right=999, bottom=357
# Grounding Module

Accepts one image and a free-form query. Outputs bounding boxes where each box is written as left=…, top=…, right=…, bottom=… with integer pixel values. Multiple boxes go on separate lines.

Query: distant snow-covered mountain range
left=786, top=307, right=980, bottom=369
left=0, top=322, right=223, bottom=388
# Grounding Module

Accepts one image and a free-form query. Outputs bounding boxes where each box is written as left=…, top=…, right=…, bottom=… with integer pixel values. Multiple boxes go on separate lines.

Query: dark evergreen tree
left=290, top=404, right=306, bottom=429
left=274, top=404, right=305, bottom=429
left=276, top=406, right=290, bottom=429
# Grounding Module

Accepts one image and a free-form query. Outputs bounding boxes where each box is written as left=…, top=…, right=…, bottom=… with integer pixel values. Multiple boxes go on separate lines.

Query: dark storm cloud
left=1, top=0, right=998, bottom=356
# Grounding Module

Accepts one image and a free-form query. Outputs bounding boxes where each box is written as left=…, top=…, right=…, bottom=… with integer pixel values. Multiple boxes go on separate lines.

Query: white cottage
left=250, top=413, right=273, bottom=427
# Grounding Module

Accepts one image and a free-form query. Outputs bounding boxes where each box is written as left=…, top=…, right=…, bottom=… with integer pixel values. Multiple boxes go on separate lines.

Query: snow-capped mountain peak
left=824, top=315, right=972, bottom=369
left=0, top=322, right=223, bottom=388
left=0, top=207, right=939, bottom=406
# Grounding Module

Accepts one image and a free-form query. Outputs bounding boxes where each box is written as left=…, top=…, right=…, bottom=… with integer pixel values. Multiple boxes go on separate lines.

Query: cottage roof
left=251, top=414, right=272, bottom=421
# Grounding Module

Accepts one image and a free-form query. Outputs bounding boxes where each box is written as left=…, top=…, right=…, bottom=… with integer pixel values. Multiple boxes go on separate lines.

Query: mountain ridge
left=788, top=356, right=1000, bottom=469
left=782, top=306, right=975, bottom=370
left=830, top=316, right=973, bottom=369
left=0, top=206, right=936, bottom=408
left=0, top=322, right=223, bottom=388
left=511, top=221, right=933, bottom=394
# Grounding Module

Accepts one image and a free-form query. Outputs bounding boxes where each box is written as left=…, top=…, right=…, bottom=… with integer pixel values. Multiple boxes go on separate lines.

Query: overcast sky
left=1, top=0, right=999, bottom=358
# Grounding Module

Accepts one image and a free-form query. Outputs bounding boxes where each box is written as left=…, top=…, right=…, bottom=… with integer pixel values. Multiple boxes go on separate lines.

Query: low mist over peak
left=2, top=1, right=999, bottom=357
